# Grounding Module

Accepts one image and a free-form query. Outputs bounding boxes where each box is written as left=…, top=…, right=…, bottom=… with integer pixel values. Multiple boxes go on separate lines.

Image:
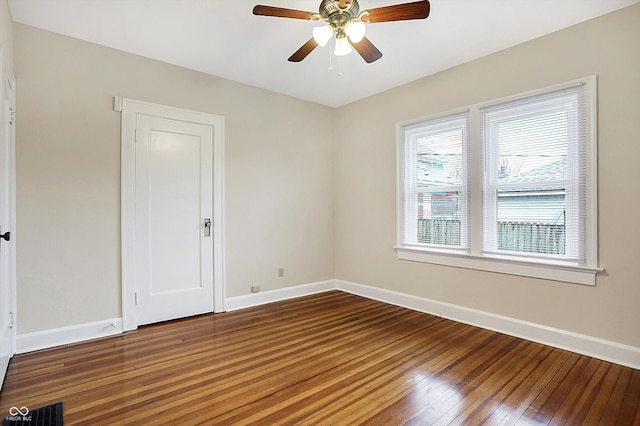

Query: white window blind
left=400, top=111, right=469, bottom=249
left=481, top=84, right=587, bottom=262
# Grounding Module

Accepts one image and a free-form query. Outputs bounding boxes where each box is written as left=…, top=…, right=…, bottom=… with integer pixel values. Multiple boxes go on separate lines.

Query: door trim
left=120, top=98, right=225, bottom=331
left=0, top=48, right=16, bottom=389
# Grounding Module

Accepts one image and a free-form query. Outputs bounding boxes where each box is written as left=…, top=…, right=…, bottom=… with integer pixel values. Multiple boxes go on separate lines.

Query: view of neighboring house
left=498, top=157, right=567, bottom=224
left=416, top=144, right=567, bottom=254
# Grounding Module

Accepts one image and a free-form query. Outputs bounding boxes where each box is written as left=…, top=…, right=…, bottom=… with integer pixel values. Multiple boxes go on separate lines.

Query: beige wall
left=12, top=3, right=640, bottom=348
left=14, top=24, right=335, bottom=334
left=334, top=4, right=640, bottom=347
left=0, top=0, right=12, bottom=61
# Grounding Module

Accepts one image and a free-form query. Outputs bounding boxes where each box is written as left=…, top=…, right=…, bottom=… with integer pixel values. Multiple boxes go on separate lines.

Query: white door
left=135, top=115, right=214, bottom=325
left=0, top=53, right=15, bottom=390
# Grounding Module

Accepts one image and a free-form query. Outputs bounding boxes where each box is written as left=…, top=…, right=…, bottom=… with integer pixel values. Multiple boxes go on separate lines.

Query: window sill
left=394, top=246, right=602, bottom=286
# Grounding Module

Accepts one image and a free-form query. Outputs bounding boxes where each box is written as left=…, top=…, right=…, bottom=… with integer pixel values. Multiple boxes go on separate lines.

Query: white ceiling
left=8, top=0, right=639, bottom=107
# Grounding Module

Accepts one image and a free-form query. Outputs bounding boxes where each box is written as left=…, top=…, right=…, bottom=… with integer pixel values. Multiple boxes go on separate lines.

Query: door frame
left=0, top=46, right=16, bottom=389
left=120, top=98, right=225, bottom=331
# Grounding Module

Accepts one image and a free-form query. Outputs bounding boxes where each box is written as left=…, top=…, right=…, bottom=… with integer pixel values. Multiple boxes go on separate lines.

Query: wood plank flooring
left=1, top=290, right=638, bottom=425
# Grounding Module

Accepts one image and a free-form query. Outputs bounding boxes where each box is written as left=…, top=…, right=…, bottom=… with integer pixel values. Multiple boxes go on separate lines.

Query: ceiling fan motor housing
left=319, top=0, right=361, bottom=28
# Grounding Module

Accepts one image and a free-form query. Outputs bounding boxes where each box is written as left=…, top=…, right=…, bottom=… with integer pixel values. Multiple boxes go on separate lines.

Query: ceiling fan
left=253, top=0, right=430, bottom=63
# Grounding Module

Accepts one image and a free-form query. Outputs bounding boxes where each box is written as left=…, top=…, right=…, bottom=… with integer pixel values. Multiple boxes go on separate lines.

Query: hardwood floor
left=1, top=290, right=638, bottom=425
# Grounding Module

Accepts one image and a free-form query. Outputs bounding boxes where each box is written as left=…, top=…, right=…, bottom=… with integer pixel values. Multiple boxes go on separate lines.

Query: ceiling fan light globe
left=334, top=36, right=352, bottom=56
left=345, top=21, right=366, bottom=43
left=312, top=25, right=334, bottom=47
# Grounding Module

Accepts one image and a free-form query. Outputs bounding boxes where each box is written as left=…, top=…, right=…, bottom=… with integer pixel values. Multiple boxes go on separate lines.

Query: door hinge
left=9, top=312, right=15, bottom=329
left=8, top=107, right=15, bottom=125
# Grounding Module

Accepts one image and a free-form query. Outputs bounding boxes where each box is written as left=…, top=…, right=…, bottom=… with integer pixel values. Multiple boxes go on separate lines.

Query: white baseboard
left=17, top=318, right=123, bottom=354
left=15, top=280, right=640, bottom=370
left=336, top=279, right=640, bottom=370
left=225, top=280, right=337, bottom=312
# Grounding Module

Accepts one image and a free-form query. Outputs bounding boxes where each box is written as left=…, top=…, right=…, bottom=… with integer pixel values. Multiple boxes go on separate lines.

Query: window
left=399, top=112, right=469, bottom=249
left=397, top=77, right=599, bottom=285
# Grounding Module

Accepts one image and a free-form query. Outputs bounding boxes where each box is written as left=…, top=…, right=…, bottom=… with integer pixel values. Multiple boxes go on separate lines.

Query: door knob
left=204, top=218, right=212, bottom=237
left=0, top=231, right=9, bottom=242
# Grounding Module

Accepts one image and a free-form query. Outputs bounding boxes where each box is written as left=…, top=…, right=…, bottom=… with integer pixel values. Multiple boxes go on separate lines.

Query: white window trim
left=396, top=77, right=600, bottom=286
left=394, top=246, right=602, bottom=286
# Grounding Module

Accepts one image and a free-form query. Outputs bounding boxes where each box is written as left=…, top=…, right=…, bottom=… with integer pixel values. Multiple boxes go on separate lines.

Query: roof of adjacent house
left=500, top=157, right=567, bottom=183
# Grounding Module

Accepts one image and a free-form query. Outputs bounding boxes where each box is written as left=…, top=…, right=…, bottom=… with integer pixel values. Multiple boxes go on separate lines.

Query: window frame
left=395, top=76, right=601, bottom=286
left=482, top=89, right=583, bottom=261
left=400, top=111, right=470, bottom=250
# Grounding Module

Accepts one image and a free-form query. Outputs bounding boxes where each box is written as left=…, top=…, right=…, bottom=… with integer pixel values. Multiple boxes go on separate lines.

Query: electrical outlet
left=251, top=285, right=260, bottom=293
left=278, top=268, right=284, bottom=277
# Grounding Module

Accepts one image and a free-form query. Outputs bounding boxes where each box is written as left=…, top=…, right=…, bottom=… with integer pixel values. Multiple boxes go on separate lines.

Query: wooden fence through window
left=417, top=219, right=565, bottom=254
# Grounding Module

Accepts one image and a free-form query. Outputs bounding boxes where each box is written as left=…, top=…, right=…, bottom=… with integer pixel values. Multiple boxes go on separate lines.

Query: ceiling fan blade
left=364, top=0, right=430, bottom=23
left=288, top=38, right=319, bottom=62
left=351, top=37, right=383, bottom=63
left=253, top=5, right=315, bottom=20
